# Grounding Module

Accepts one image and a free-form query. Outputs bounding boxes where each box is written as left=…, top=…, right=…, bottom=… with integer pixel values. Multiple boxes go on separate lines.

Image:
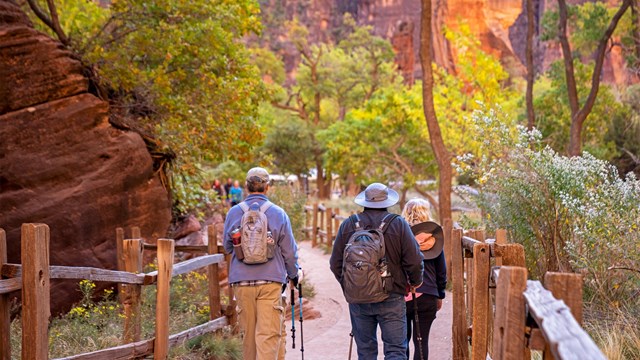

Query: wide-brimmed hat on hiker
left=354, top=182, right=399, bottom=209
left=410, top=221, right=444, bottom=260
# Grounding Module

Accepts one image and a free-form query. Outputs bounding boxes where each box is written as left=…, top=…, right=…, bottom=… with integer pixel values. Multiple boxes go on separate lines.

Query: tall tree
left=526, top=0, right=536, bottom=130
left=633, top=0, right=640, bottom=69
left=420, top=0, right=452, bottom=222
left=556, top=0, right=632, bottom=156
left=270, top=16, right=398, bottom=198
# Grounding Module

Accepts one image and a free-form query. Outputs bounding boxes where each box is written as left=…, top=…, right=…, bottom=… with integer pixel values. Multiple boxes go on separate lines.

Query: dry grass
left=586, top=312, right=640, bottom=360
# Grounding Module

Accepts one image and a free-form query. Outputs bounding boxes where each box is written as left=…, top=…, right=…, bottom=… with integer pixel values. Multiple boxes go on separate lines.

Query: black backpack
left=341, top=213, right=398, bottom=304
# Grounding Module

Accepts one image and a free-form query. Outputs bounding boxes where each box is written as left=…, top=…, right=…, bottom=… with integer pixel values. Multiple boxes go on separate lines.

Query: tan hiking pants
left=234, top=282, right=286, bottom=360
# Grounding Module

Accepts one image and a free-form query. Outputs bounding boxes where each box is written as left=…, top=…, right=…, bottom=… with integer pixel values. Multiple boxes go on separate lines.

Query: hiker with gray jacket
left=330, top=182, right=424, bottom=360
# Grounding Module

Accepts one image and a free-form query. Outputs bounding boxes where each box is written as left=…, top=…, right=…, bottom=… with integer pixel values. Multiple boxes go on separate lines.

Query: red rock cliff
left=0, top=0, right=171, bottom=312
left=267, top=0, right=633, bottom=84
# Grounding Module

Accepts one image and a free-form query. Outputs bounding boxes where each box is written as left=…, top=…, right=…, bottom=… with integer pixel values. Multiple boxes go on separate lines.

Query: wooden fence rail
left=303, top=203, right=350, bottom=251
left=0, top=223, right=234, bottom=360
left=451, top=227, right=606, bottom=360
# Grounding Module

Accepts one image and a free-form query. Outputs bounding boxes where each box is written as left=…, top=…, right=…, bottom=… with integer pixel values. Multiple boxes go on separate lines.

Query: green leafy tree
left=541, top=0, right=632, bottom=156
left=24, top=0, right=267, bottom=216
left=319, top=84, right=436, bottom=205
left=533, top=61, right=628, bottom=159
left=268, top=15, right=400, bottom=197
left=433, top=25, right=520, bottom=183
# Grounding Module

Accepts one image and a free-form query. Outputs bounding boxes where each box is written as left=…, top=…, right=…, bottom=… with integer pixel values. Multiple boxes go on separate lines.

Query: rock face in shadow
left=0, top=0, right=172, bottom=313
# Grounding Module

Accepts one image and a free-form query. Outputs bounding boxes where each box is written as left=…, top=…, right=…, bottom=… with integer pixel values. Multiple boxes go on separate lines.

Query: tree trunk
left=633, top=0, right=640, bottom=67
left=315, top=160, right=328, bottom=199
left=560, top=0, right=632, bottom=156
left=557, top=0, right=579, bottom=117
left=413, top=185, right=440, bottom=219
left=433, top=0, right=456, bottom=74
left=525, top=0, right=536, bottom=130
left=420, top=0, right=452, bottom=223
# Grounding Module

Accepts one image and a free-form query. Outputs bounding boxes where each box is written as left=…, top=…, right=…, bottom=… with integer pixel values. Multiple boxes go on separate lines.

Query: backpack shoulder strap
left=378, top=213, right=399, bottom=233
left=350, top=213, right=363, bottom=231
left=238, top=202, right=250, bottom=213
left=259, top=200, right=273, bottom=213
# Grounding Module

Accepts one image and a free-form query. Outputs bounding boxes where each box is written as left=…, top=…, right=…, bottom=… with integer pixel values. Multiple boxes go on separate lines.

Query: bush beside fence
left=451, top=225, right=606, bottom=360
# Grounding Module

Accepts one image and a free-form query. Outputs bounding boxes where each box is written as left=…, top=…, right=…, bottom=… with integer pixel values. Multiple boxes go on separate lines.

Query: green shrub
left=267, top=184, right=308, bottom=241
left=459, top=109, right=640, bottom=312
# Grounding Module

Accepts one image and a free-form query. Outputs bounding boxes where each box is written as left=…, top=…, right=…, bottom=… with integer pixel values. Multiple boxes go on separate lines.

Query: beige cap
left=246, top=167, right=270, bottom=183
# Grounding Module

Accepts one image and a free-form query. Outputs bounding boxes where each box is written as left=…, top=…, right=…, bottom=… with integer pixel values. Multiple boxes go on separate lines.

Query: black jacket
left=330, top=208, right=424, bottom=296
left=417, top=251, right=447, bottom=299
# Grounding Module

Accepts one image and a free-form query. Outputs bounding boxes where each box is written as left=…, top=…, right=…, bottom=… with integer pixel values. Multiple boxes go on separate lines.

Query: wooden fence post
left=498, top=244, right=526, bottom=268
left=465, top=231, right=475, bottom=325
left=155, top=239, right=175, bottom=360
left=471, top=241, right=490, bottom=360
left=131, top=226, right=141, bottom=240
left=0, top=229, right=10, bottom=360
left=331, top=209, right=340, bottom=252
left=311, top=203, right=318, bottom=247
left=452, top=228, right=469, bottom=360
left=21, top=223, right=50, bottom=360
left=116, top=227, right=125, bottom=305
left=326, top=208, right=333, bottom=249
left=319, top=205, right=325, bottom=246
left=494, top=229, right=507, bottom=266
left=542, top=272, right=584, bottom=360
left=225, top=253, right=238, bottom=333
left=492, top=266, right=527, bottom=360
left=443, top=218, right=453, bottom=285
left=304, top=206, right=311, bottom=241
left=123, top=238, right=143, bottom=343
left=208, top=225, right=222, bottom=319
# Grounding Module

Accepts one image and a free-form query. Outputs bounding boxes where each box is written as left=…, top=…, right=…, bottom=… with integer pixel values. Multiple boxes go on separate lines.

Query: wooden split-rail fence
left=302, top=203, right=350, bottom=251
left=448, top=221, right=606, bottom=360
left=0, top=224, right=236, bottom=360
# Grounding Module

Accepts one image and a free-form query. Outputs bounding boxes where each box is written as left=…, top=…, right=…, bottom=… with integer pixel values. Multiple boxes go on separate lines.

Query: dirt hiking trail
left=284, top=241, right=453, bottom=360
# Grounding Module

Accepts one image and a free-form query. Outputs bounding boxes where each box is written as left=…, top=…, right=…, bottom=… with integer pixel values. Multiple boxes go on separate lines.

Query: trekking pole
left=411, top=288, right=425, bottom=360
left=298, top=283, right=305, bottom=360
left=348, top=332, right=354, bottom=360
left=290, top=281, right=296, bottom=349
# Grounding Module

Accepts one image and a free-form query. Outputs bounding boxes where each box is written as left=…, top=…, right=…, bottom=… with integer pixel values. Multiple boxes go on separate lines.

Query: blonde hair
left=401, top=198, right=433, bottom=226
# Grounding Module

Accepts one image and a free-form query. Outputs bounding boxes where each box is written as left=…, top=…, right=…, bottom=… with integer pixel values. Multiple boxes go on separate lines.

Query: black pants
left=406, top=294, right=438, bottom=360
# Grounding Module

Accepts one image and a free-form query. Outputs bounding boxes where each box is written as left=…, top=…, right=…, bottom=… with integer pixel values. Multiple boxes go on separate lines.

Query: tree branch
left=525, top=0, right=536, bottom=130
left=574, top=0, right=631, bottom=126
left=413, top=185, right=439, bottom=212
left=46, top=0, right=69, bottom=45
left=26, top=0, right=54, bottom=31
left=607, top=265, right=640, bottom=275
left=557, top=0, right=579, bottom=116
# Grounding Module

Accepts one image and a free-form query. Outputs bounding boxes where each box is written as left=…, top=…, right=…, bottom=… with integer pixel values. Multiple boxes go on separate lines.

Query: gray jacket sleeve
left=277, top=211, right=300, bottom=279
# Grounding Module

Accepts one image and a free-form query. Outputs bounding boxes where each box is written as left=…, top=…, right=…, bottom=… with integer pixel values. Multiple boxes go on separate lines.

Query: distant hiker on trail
left=223, top=167, right=302, bottom=360
left=402, top=199, right=447, bottom=360
left=330, top=182, right=424, bottom=360
left=212, top=179, right=226, bottom=202
left=229, top=180, right=243, bottom=206
left=224, top=177, right=233, bottom=207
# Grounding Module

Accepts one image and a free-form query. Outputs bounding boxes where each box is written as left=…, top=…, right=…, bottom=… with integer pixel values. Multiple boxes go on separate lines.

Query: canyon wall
left=0, top=0, right=172, bottom=313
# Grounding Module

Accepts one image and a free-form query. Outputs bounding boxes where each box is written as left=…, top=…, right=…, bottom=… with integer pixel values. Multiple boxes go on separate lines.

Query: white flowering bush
left=458, top=109, right=640, bottom=309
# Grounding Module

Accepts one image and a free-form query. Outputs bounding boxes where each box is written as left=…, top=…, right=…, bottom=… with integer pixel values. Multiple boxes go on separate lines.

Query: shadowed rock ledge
left=0, top=0, right=172, bottom=313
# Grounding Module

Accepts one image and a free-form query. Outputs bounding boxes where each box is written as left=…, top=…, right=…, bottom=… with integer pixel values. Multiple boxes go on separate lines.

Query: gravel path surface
left=284, top=241, right=452, bottom=360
